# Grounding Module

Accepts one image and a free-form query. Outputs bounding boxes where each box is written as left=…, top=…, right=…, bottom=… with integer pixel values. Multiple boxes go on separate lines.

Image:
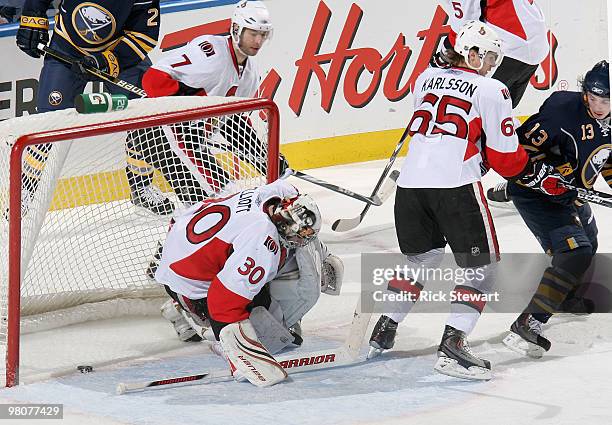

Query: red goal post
left=1, top=96, right=280, bottom=387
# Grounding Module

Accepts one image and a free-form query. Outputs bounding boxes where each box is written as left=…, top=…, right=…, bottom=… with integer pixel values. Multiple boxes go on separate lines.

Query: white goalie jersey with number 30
left=154, top=180, right=297, bottom=324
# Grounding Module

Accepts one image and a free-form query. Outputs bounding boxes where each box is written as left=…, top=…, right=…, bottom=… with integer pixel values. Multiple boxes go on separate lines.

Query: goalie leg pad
left=249, top=305, right=296, bottom=354
left=219, top=320, right=287, bottom=387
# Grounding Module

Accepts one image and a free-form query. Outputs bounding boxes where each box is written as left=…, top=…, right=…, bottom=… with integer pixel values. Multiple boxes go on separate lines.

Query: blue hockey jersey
left=517, top=91, right=612, bottom=190
left=23, top=0, right=159, bottom=70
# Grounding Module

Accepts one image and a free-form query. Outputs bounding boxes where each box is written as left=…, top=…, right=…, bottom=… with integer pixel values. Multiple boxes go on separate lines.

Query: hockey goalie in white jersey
left=154, top=179, right=343, bottom=387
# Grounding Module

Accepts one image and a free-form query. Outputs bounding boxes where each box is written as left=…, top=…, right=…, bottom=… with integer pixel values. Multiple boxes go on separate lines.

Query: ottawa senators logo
left=264, top=235, right=279, bottom=255
left=72, top=3, right=116, bottom=45
left=199, top=41, right=216, bottom=57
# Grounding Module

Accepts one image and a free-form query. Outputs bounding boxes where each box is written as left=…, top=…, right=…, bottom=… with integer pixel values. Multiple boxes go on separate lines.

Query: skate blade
left=433, top=356, right=491, bottom=381
left=367, top=346, right=384, bottom=360
left=502, top=332, right=544, bottom=359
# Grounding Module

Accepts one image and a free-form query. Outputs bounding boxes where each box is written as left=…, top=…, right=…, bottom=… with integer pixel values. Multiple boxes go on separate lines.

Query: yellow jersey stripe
left=125, top=33, right=154, bottom=54
left=119, top=37, right=146, bottom=60
left=125, top=31, right=158, bottom=47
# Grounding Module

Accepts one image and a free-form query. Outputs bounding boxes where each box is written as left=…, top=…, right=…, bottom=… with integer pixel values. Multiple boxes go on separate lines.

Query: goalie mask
left=269, top=194, right=321, bottom=248
left=231, top=0, right=273, bottom=50
left=455, top=21, right=503, bottom=73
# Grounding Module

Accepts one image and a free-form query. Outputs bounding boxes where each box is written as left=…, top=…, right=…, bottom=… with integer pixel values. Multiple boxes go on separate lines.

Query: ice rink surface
left=1, top=159, right=611, bottom=425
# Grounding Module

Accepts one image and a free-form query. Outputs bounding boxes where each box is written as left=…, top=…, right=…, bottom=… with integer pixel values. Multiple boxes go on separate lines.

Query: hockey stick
left=117, top=299, right=372, bottom=394
left=37, top=43, right=148, bottom=98
left=289, top=169, right=383, bottom=205
left=331, top=169, right=400, bottom=232
left=331, top=127, right=410, bottom=232
left=116, top=346, right=358, bottom=394
left=561, top=183, right=612, bottom=208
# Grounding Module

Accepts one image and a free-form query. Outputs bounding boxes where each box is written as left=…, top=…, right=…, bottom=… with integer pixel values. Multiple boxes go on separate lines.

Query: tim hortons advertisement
left=0, top=0, right=608, bottom=157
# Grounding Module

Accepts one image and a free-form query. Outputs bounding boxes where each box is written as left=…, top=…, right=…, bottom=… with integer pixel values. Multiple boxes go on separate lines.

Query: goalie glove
left=219, top=319, right=287, bottom=387
left=321, top=254, right=344, bottom=296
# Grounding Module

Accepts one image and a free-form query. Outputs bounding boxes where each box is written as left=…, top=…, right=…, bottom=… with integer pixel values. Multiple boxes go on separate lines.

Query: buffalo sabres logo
left=72, top=3, right=116, bottom=44
left=48, top=91, right=63, bottom=106
left=582, top=145, right=612, bottom=188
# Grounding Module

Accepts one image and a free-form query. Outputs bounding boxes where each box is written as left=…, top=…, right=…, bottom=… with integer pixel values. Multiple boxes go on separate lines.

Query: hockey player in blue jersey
left=503, top=61, right=612, bottom=357
left=15, top=0, right=173, bottom=216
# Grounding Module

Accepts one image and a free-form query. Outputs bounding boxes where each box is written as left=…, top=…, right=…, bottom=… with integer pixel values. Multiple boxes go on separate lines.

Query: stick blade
left=332, top=215, right=362, bottom=232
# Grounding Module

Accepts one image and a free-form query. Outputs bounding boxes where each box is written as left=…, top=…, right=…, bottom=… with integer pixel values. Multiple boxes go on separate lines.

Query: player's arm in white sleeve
left=477, top=79, right=529, bottom=178
left=141, top=36, right=221, bottom=97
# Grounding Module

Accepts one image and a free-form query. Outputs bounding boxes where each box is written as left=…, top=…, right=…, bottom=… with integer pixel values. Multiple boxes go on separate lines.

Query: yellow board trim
left=281, top=128, right=409, bottom=170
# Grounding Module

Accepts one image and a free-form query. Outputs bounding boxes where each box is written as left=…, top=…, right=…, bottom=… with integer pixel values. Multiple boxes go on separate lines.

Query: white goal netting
left=0, top=96, right=279, bottom=385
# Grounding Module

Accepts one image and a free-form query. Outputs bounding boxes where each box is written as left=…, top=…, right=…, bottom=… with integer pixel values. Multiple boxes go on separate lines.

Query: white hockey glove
left=219, top=319, right=287, bottom=387
left=321, top=254, right=344, bottom=296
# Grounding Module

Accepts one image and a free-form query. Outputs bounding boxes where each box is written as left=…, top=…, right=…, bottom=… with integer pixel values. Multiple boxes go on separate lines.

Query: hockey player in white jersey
left=143, top=0, right=268, bottom=99
left=435, top=0, right=548, bottom=108
left=131, top=0, right=285, bottom=206
left=153, top=179, right=332, bottom=387
left=368, top=21, right=536, bottom=380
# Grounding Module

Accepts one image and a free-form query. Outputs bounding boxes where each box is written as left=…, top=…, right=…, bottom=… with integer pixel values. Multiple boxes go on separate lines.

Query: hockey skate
left=503, top=313, right=551, bottom=358
left=486, top=181, right=515, bottom=210
left=367, top=315, right=398, bottom=359
left=130, top=184, right=175, bottom=216
left=434, top=325, right=492, bottom=381
left=160, top=299, right=202, bottom=342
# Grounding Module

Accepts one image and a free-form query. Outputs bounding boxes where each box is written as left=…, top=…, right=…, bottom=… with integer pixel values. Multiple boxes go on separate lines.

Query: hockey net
left=0, top=96, right=280, bottom=386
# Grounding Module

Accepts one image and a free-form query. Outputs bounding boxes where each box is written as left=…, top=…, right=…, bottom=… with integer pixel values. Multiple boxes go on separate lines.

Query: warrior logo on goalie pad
left=279, top=353, right=336, bottom=369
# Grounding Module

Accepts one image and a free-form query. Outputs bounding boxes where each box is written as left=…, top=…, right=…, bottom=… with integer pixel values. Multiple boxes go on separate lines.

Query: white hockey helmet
left=455, top=21, right=503, bottom=72
left=231, top=0, right=273, bottom=44
left=269, top=194, right=321, bottom=248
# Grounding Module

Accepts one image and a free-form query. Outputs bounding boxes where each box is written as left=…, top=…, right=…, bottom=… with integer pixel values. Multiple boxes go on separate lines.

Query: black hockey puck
left=77, top=365, right=94, bottom=373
